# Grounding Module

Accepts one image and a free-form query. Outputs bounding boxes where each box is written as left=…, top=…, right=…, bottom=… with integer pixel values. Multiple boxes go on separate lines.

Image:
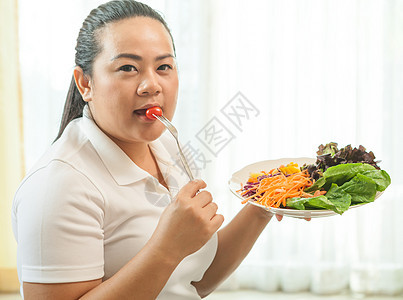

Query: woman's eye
left=119, top=65, right=137, bottom=72
left=157, top=64, right=172, bottom=71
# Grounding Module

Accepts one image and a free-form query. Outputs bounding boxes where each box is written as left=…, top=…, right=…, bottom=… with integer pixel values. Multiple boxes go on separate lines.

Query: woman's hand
left=149, top=179, right=224, bottom=262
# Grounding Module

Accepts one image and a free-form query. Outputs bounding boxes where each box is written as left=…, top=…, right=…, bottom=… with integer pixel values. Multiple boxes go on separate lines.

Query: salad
left=238, top=143, right=391, bottom=215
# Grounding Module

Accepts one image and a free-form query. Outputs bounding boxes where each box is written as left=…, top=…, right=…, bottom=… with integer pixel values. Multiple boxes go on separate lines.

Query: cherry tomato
left=145, top=106, right=163, bottom=120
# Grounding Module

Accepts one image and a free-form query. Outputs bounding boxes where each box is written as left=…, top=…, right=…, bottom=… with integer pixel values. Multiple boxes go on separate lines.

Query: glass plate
left=228, top=157, right=382, bottom=219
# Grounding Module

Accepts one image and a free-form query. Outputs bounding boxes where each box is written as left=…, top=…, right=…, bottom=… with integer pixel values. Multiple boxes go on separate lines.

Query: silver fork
left=153, top=114, right=195, bottom=181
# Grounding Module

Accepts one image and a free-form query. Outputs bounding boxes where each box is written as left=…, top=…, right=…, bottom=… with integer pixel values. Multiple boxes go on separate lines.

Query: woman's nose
left=137, top=71, right=161, bottom=96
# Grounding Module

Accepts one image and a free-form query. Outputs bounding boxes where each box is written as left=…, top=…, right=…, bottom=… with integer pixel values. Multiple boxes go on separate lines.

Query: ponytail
left=54, top=76, right=86, bottom=142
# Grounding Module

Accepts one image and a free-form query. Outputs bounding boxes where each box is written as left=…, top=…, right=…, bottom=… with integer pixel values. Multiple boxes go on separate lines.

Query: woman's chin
left=140, top=126, right=166, bottom=142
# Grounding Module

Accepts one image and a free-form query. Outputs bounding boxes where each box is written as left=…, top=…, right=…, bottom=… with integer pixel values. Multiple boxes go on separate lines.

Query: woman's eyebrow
left=111, top=53, right=175, bottom=61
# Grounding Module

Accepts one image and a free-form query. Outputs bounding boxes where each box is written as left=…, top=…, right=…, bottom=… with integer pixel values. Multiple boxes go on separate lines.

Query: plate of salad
left=228, top=143, right=391, bottom=219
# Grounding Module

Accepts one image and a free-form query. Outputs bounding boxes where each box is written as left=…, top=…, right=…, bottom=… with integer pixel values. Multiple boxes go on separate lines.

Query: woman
left=12, top=1, right=280, bottom=299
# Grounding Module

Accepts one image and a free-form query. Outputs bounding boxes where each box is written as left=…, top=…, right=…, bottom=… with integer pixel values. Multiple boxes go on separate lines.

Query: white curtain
left=19, top=0, right=403, bottom=296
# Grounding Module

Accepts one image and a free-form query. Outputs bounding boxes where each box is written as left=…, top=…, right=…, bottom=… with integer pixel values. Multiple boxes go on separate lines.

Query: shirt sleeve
left=14, top=160, right=105, bottom=283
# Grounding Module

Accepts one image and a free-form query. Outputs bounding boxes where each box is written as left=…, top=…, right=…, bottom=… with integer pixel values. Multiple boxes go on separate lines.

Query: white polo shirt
left=12, top=105, right=218, bottom=299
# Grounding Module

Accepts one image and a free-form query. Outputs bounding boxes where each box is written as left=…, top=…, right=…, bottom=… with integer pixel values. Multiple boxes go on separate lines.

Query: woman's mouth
left=133, top=107, right=162, bottom=122
left=133, top=109, right=148, bottom=116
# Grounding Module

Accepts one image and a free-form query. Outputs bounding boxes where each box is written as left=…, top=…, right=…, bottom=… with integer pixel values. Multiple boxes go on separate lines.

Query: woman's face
left=86, top=17, right=178, bottom=145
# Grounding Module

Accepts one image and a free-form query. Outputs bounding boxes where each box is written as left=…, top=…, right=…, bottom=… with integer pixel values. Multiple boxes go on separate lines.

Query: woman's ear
left=73, top=66, right=92, bottom=102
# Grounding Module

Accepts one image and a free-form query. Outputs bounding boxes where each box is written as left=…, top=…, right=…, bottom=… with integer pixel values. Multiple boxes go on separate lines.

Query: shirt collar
left=80, top=105, right=175, bottom=186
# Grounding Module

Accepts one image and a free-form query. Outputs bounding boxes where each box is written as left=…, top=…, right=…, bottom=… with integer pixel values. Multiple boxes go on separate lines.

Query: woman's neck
left=109, top=136, right=151, bottom=166
left=109, top=137, right=168, bottom=189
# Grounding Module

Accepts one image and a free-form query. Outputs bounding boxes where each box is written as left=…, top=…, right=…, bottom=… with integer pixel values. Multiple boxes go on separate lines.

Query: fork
left=153, top=114, right=195, bottom=181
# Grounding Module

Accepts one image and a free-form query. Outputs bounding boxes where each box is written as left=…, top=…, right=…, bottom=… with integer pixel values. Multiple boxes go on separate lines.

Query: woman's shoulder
left=15, top=120, right=105, bottom=205
left=15, top=159, right=104, bottom=205
left=12, top=159, right=105, bottom=235
left=27, top=119, right=102, bottom=180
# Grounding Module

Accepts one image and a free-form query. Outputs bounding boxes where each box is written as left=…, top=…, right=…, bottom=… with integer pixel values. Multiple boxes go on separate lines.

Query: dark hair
left=54, top=0, right=175, bottom=141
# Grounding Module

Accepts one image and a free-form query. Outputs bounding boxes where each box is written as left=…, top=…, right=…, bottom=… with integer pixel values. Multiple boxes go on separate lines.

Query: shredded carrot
left=240, top=169, right=314, bottom=208
left=236, top=182, right=244, bottom=193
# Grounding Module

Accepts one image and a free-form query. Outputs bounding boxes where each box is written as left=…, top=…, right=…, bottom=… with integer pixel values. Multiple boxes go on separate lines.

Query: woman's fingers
left=153, top=179, right=223, bottom=259
left=176, top=180, right=215, bottom=209
left=176, top=179, right=207, bottom=199
left=203, top=201, right=218, bottom=218
left=194, top=190, right=213, bottom=207
left=210, top=213, right=225, bottom=229
left=201, top=201, right=224, bottom=231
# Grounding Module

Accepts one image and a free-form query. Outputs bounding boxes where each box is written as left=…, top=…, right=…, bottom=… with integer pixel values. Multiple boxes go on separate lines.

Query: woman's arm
left=24, top=242, right=182, bottom=300
left=192, top=203, right=281, bottom=298
left=23, top=180, right=224, bottom=300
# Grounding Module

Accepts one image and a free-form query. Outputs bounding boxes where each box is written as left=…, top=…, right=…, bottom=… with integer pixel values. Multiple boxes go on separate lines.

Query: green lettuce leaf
left=286, top=197, right=310, bottom=210
left=361, top=169, right=391, bottom=192
left=287, top=195, right=336, bottom=211
left=323, top=163, right=376, bottom=186
left=325, top=184, right=352, bottom=214
left=287, top=184, right=351, bottom=215
left=340, top=173, right=377, bottom=204
left=287, top=162, right=391, bottom=214
left=304, top=177, right=326, bottom=192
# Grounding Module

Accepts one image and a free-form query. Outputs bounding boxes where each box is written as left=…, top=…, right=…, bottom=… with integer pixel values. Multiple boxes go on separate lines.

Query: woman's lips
left=133, top=109, right=147, bottom=115
left=133, top=108, right=158, bottom=122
